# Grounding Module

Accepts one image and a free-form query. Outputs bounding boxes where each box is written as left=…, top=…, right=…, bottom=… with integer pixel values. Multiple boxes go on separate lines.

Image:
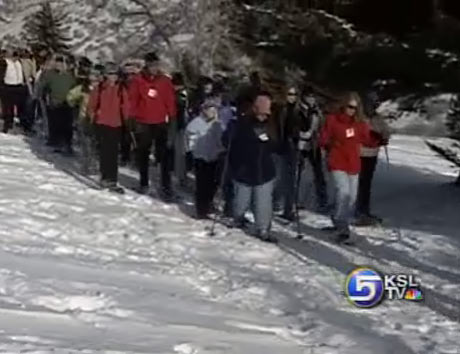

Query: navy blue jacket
left=229, top=116, right=277, bottom=186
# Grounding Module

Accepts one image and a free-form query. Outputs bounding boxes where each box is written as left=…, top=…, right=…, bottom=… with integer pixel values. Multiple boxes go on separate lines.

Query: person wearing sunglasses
left=319, top=92, right=371, bottom=243
left=272, top=86, right=302, bottom=221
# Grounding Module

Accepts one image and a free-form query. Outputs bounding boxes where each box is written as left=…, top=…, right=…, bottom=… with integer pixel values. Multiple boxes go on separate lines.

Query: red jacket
left=88, top=82, right=129, bottom=128
left=319, top=113, right=371, bottom=174
left=128, top=72, right=176, bottom=124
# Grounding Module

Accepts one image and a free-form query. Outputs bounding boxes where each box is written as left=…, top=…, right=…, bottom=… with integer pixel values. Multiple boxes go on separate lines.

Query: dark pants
left=305, top=147, right=328, bottom=207
left=96, top=124, right=121, bottom=183
left=48, top=103, right=73, bottom=148
left=1, top=84, right=27, bottom=133
left=135, top=123, right=171, bottom=192
left=120, top=124, right=131, bottom=164
left=194, top=159, right=220, bottom=217
left=274, top=149, right=298, bottom=216
left=357, top=156, right=378, bottom=215
left=223, top=163, right=234, bottom=216
left=23, top=96, right=37, bottom=132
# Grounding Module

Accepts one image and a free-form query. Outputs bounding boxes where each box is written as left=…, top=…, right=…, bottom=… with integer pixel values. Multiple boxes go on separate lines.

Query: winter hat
left=94, top=63, right=106, bottom=75
left=201, top=97, right=220, bottom=110
left=79, top=56, right=92, bottom=68
left=105, top=62, right=119, bottom=75
left=253, top=95, right=272, bottom=115
left=144, top=51, right=159, bottom=64
left=172, top=72, right=184, bottom=86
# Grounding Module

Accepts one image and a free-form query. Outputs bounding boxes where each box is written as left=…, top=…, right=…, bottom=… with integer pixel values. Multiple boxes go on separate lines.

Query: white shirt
left=4, top=58, right=24, bottom=86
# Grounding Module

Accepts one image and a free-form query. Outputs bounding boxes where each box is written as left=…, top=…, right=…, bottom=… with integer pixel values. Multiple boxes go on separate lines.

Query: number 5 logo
left=348, top=275, right=381, bottom=301
left=345, top=268, right=384, bottom=308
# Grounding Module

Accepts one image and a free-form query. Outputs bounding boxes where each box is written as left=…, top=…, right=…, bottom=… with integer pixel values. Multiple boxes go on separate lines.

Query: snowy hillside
left=0, top=132, right=458, bottom=353
left=0, top=0, right=191, bottom=61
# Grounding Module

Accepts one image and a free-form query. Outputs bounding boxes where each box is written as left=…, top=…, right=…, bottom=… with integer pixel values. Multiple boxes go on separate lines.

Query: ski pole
left=208, top=124, right=235, bottom=237
left=130, top=131, right=137, bottom=149
left=384, top=145, right=390, bottom=171
left=294, top=151, right=305, bottom=240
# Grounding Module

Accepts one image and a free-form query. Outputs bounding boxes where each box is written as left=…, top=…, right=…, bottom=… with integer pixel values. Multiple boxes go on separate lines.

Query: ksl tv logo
left=345, top=267, right=424, bottom=308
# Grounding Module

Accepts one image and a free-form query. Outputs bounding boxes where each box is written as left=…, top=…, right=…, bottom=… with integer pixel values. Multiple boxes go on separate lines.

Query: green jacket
left=38, top=70, right=77, bottom=107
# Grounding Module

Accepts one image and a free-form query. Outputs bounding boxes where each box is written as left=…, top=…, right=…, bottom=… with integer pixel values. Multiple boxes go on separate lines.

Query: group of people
left=0, top=45, right=391, bottom=244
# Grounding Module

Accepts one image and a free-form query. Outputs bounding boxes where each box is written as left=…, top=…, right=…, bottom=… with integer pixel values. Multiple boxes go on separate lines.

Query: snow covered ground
left=378, top=94, right=454, bottom=137
left=0, top=133, right=458, bottom=353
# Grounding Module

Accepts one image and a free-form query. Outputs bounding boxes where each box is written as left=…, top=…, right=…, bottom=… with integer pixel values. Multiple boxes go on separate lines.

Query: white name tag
left=346, top=128, right=355, bottom=138
left=147, top=88, right=157, bottom=98
left=258, top=133, right=269, bottom=142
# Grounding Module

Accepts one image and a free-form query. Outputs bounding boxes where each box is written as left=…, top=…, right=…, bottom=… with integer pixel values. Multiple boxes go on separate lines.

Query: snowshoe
left=280, top=212, right=295, bottom=223
left=354, top=214, right=383, bottom=227
left=335, top=232, right=351, bottom=244
left=109, top=185, right=125, bottom=195
left=137, top=185, right=150, bottom=195
left=256, top=231, right=278, bottom=244
left=159, top=189, right=176, bottom=203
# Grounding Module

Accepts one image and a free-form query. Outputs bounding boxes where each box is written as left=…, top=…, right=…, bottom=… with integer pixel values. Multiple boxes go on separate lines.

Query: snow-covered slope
left=0, top=132, right=458, bottom=353
left=0, top=0, right=189, bottom=61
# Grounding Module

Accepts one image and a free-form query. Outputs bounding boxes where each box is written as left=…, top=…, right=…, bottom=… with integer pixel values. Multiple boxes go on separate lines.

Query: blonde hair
left=339, top=91, right=367, bottom=122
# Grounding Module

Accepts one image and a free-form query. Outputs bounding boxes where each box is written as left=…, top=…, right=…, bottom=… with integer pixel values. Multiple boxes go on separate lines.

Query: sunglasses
left=287, top=92, right=297, bottom=96
left=347, top=105, right=358, bottom=110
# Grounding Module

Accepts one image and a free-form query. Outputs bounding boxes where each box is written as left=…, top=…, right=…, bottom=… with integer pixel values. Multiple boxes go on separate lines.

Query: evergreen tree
left=22, top=1, right=71, bottom=54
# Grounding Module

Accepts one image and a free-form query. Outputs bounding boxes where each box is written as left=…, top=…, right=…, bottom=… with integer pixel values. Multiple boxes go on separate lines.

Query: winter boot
left=109, top=184, right=125, bottom=195
left=256, top=230, right=278, bottom=244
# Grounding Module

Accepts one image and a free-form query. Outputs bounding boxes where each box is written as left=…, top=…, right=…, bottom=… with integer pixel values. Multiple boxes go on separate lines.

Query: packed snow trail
left=0, top=133, right=458, bottom=354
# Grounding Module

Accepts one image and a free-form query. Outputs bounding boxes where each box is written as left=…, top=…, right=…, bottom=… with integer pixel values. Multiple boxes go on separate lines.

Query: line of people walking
left=0, top=45, right=390, bottom=244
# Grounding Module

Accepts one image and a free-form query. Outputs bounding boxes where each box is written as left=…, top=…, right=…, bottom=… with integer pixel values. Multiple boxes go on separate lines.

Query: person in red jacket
left=88, top=63, right=129, bottom=194
left=128, top=52, right=177, bottom=199
left=319, top=92, right=370, bottom=243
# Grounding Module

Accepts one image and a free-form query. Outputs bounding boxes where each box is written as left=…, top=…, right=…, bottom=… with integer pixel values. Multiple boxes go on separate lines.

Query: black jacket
left=175, top=89, right=189, bottom=131
left=274, top=103, right=302, bottom=153
left=229, top=116, right=277, bottom=186
left=0, top=59, right=6, bottom=86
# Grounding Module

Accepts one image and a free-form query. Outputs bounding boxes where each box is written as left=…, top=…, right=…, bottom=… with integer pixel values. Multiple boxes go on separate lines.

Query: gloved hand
left=299, top=131, right=312, bottom=140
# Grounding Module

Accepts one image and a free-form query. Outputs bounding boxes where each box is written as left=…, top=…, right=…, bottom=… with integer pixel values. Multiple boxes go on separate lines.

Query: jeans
left=331, top=171, right=359, bottom=233
left=357, top=156, right=378, bottom=216
left=233, top=179, right=275, bottom=233
left=273, top=150, right=297, bottom=215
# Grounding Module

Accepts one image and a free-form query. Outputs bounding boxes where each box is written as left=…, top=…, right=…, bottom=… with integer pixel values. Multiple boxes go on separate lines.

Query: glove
left=299, top=131, right=312, bottom=140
